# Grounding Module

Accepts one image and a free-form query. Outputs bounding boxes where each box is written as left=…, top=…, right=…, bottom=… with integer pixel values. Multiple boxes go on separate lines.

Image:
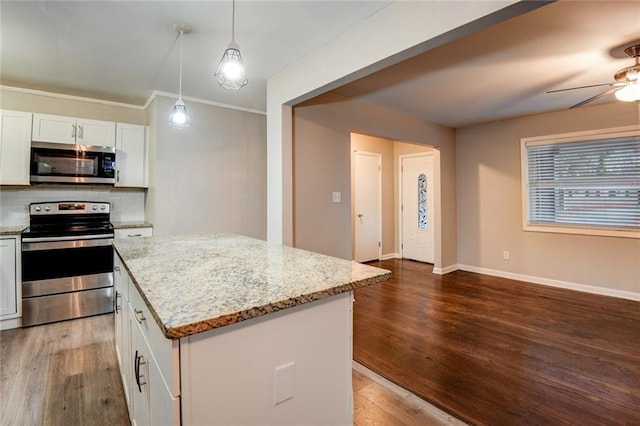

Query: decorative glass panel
left=418, top=173, right=427, bottom=229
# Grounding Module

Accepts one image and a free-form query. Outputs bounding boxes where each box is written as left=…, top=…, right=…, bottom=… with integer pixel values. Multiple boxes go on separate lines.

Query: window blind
left=526, top=135, right=640, bottom=230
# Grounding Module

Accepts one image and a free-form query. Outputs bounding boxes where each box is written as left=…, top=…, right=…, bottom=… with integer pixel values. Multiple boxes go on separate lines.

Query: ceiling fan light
left=614, top=82, right=640, bottom=102
left=169, top=99, right=191, bottom=129
left=215, top=43, right=248, bottom=90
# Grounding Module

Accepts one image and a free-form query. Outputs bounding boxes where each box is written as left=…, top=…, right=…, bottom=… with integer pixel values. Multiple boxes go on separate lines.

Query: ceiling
left=1, top=1, right=639, bottom=128
left=0, top=1, right=392, bottom=110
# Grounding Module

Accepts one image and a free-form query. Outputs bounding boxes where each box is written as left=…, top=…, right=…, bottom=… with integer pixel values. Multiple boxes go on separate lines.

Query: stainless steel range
left=21, top=201, right=114, bottom=327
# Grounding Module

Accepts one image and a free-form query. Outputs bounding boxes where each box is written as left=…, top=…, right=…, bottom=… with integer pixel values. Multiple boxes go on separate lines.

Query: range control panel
left=29, top=201, right=111, bottom=215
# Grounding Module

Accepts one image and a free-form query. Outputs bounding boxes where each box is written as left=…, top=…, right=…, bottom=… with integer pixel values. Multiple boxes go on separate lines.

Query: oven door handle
left=22, top=234, right=114, bottom=243
left=22, top=237, right=114, bottom=251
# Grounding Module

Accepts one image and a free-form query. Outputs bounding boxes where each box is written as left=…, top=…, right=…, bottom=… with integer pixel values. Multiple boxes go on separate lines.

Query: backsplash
left=0, top=186, right=145, bottom=227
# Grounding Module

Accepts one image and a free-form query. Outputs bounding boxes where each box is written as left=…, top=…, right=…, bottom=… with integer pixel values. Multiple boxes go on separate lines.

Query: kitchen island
left=112, top=233, right=390, bottom=425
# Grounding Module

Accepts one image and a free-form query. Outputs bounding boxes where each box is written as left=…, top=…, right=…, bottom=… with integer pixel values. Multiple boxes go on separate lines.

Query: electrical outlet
left=274, top=362, right=295, bottom=405
left=503, top=250, right=510, bottom=261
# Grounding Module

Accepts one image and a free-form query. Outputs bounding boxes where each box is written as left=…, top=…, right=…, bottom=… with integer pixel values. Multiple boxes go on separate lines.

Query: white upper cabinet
left=0, top=110, right=32, bottom=185
left=76, top=118, right=116, bottom=146
left=32, top=113, right=115, bottom=146
left=115, top=123, right=148, bottom=188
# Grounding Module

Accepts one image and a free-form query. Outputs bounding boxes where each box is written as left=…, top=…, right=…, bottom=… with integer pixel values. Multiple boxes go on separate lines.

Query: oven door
left=21, top=236, right=114, bottom=326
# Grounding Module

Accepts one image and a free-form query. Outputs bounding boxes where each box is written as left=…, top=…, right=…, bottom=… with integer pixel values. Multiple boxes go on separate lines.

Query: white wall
left=457, top=101, right=640, bottom=297
left=147, top=95, right=267, bottom=239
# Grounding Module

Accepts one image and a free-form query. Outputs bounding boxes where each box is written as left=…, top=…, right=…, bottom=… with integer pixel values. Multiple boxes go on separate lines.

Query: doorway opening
left=350, top=132, right=441, bottom=269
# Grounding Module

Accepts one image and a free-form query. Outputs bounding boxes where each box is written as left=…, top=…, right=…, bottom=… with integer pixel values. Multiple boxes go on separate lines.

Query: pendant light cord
left=178, top=31, right=184, bottom=99
left=231, top=0, right=236, bottom=43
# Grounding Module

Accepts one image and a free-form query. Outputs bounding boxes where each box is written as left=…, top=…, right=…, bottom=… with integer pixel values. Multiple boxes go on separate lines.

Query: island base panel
left=180, top=292, right=354, bottom=425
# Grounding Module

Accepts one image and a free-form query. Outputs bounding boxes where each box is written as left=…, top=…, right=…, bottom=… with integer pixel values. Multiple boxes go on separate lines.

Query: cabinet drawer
left=114, top=227, right=153, bottom=239
left=129, top=283, right=180, bottom=397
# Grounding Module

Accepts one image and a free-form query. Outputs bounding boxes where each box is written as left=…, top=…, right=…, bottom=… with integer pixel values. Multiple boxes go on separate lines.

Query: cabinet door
left=0, top=238, right=18, bottom=317
left=130, top=308, right=150, bottom=426
left=114, top=256, right=133, bottom=413
left=77, top=118, right=116, bottom=147
left=32, top=113, right=76, bottom=144
left=115, top=123, right=148, bottom=187
left=149, top=355, right=181, bottom=426
left=0, top=110, right=31, bottom=185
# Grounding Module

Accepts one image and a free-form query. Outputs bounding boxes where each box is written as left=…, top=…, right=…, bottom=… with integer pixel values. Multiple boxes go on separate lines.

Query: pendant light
left=169, top=24, right=191, bottom=129
left=215, top=0, right=248, bottom=90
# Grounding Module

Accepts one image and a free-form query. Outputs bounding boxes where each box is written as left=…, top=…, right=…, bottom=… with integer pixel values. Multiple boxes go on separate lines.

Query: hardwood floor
left=1, top=312, right=452, bottom=425
left=0, top=314, right=129, bottom=426
left=353, top=259, right=640, bottom=426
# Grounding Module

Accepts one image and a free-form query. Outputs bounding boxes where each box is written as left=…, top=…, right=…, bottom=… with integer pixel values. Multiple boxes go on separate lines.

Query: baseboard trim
left=0, top=317, right=21, bottom=331
left=457, top=264, right=640, bottom=302
left=432, top=264, right=458, bottom=275
left=381, top=253, right=400, bottom=260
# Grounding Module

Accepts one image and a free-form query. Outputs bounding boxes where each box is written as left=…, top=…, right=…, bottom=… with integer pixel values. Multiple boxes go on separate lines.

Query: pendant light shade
left=169, top=99, right=191, bottom=128
left=215, top=0, right=247, bottom=90
left=169, top=25, right=191, bottom=129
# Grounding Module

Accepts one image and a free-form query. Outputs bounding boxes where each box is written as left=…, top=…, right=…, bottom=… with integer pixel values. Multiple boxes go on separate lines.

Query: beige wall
left=293, top=92, right=456, bottom=264
left=457, top=101, right=640, bottom=295
left=147, top=95, right=267, bottom=239
left=0, top=86, right=146, bottom=125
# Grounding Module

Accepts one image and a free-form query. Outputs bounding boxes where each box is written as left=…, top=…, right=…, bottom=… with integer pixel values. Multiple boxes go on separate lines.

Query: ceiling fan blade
left=569, top=87, right=620, bottom=109
left=546, top=83, right=618, bottom=93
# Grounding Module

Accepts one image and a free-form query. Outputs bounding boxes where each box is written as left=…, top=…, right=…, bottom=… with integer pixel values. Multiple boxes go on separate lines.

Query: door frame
left=352, top=149, right=382, bottom=262
left=398, top=152, right=437, bottom=266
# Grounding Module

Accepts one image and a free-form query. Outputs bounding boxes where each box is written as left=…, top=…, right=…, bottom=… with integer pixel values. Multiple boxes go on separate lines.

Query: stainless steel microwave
left=30, top=142, right=116, bottom=184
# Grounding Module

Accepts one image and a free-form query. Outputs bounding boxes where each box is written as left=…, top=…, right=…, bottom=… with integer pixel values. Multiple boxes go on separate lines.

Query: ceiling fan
left=547, top=44, right=640, bottom=109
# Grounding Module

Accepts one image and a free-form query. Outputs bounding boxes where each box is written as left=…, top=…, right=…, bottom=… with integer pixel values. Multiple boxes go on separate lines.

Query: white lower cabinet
left=114, top=251, right=354, bottom=425
left=0, top=237, right=21, bottom=330
left=115, top=252, right=179, bottom=426
left=113, top=257, right=132, bottom=411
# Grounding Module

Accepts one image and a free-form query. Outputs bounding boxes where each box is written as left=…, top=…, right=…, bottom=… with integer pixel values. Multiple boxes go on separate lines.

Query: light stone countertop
left=113, top=233, right=391, bottom=340
left=0, top=226, right=26, bottom=236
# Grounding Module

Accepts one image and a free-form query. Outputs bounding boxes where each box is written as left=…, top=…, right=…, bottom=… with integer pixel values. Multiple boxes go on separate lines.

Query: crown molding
left=146, top=90, right=266, bottom=116
left=0, top=85, right=145, bottom=110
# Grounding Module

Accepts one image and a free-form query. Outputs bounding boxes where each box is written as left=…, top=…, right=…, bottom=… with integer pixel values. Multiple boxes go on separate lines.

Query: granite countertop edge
left=162, top=272, right=391, bottom=339
left=113, top=244, right=391, bottom=340
left=112, top=222, right=153, bottom=229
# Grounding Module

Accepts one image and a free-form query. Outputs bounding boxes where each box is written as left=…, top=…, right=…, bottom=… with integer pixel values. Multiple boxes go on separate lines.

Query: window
left=521, top=126, right=640, bottom=238
left=418, top=173, right=427, bottom=229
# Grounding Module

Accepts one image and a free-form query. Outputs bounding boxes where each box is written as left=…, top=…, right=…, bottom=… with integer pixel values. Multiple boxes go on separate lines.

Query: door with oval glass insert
left=401, top=154, right=434, bottom=263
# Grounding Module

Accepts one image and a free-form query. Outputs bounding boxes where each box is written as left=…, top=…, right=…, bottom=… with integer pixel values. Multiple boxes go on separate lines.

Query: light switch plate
left=332, top=192, right=341, bottom=203
left=274, top=362, right=295, bottom=405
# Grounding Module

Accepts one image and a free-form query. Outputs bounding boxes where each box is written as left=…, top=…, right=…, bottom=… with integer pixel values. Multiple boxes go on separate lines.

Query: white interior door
left=354, top=151, right=381, bottom=262
left=401, top=155, right=434, bottom=263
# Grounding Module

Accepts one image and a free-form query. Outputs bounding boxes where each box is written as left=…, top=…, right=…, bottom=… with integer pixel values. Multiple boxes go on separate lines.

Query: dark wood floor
left=353, top=259, right=640, bottom=426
